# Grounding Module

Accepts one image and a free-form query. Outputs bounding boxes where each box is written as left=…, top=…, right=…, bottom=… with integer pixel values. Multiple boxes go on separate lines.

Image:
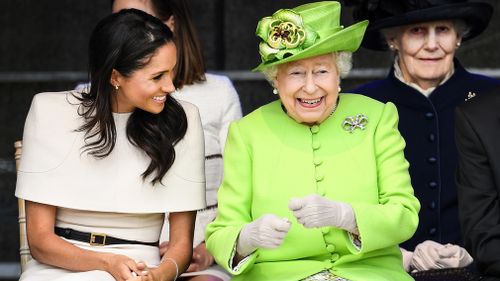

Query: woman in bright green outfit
left=205, top=2, right=420, bottom=280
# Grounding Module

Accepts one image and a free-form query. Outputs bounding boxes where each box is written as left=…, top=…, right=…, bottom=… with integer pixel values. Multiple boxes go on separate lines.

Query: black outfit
left=455, top=88, right=500, bottom=281
left=350, top=59, right=500, bottom=249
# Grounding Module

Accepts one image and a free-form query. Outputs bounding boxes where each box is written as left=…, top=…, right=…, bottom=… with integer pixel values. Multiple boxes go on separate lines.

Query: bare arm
left=26, top=201, right=144, bottom=281
left=144, top=211, right=196, bottom=281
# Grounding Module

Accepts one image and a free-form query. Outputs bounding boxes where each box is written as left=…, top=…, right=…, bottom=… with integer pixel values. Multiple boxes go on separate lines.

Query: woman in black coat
left=346, top=0, right=500, bottom=273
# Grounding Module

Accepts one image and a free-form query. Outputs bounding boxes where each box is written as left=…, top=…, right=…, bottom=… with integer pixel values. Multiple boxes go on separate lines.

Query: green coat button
left=312, top=141, right=321, bottom=150
left=316, top=173, right=324, bottom=181
left=314, top=157, right=323, bottom=166
left=326, top=244, right=336, bottom=252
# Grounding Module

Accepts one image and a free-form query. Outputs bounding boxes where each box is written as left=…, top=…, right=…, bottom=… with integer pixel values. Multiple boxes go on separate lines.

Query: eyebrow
left=151, top=70, right=169, bottom=76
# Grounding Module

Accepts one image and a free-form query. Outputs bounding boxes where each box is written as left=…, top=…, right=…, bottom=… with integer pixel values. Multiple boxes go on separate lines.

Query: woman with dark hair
left=15, top=9, right=205, bottom=281
left=345, top=0, right=500, bottom=273
left=111, top=1, right=242, bottom=281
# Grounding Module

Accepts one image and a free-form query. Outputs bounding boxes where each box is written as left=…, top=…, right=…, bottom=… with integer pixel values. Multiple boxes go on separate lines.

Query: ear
left=456, top=36, right=462, bottom=48
left=385, top=37, right=398, bottom=51
left=272, top=76, right=279, bottom=89
left=165, top=15, right=175, bottom=33
left=110, top=69, right=123, bottom=87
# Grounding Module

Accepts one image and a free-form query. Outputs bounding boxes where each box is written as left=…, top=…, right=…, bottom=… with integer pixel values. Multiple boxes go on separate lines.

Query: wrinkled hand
left=236, top=214, right=291, bottom=257
left=105, top=253, right=146, bottom=281
left=288, top=194, right=358, bottom=234
left=400, top=247, right=413, bottom=272
left=186, top=242, right=214, bottom=272
left=411, top=240, right=473, bottom=271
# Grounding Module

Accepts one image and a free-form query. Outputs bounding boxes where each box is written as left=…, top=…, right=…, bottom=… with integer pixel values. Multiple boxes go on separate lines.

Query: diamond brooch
left=342, top=114, right=368, bottom=133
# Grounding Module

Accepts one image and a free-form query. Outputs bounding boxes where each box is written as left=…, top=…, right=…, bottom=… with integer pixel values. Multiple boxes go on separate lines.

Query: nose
left=424, top=30, right=439, bottom=50
left=303, top=72, right=317, bottom=94
left=161, top=76, right=176, bottom=93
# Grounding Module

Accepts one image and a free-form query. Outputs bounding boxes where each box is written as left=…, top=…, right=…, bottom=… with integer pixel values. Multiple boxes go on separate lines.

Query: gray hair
left=261, top=52, right=353, bottom=84
left=453, top=19, right=470, bottom=39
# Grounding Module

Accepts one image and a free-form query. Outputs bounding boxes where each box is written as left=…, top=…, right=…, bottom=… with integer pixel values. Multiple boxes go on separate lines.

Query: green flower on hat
left=256, top=9, right=318, bottom=63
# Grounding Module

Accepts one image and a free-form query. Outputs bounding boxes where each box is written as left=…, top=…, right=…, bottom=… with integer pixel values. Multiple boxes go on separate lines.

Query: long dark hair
left=78, top=8, right=187, bottom=184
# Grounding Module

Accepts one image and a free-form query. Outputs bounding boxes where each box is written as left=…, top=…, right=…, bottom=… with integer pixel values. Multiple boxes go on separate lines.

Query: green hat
left=253, top=1, right=368, bottom=72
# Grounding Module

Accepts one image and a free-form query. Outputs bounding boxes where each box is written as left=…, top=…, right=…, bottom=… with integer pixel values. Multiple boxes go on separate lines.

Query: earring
left=389, top=44, right=395, bottom=50
left=456, top=42, right=461, bottom=48
left=338, top=86, right=342, bottom=92
left=273, top=88, right=278, bottom=95
left=114, top=84, right=119, bottom=90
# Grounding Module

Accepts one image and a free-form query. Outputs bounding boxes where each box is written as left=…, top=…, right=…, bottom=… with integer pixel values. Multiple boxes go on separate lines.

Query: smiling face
left=274, top=53, right=339, bottom=125
left=388, top=20, right=460, bottom=90
left=111, top=42, right=177, bottom=113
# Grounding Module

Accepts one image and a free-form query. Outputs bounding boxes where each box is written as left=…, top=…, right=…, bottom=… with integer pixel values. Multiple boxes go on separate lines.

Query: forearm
left=30, top=232, right=111, bottom=272
left=154, top=239, right=192, bottom=280
left=26, top=201, right=113, bottom=272
left=155, top=211, right=195, bottom=279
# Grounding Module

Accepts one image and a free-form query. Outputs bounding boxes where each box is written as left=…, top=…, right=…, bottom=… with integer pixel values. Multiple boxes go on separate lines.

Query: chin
left=145, top=107, right=164, bottom=115
left=297, top=116, right=322, bottom=125
left=418, top=73, right=447, bottom=82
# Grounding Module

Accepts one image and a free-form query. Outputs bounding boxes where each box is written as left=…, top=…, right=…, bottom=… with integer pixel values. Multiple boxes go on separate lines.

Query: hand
left=400, top=247, right=413, bottom=272
left=125, top=267, right=161, bottom=281
left=186, top=242, right=214, bottom=272
left=411, top=240, right=473, bottom=271
left=126, top=264, right=179, bottom=281
left=288, top=194, right=358, bottom=234
left=104, top=253, right=146, bottom=281
left=159, top=241, right=169, bottom=258
left=236, top=214, right=291, bottom=257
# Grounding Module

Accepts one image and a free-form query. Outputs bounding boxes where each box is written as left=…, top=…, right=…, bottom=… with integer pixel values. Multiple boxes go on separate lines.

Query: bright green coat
left=206, top=94, right=420, bottom=281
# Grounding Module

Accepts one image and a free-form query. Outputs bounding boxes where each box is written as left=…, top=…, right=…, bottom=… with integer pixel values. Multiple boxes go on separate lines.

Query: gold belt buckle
left=90, top=232, right=107, bottom=246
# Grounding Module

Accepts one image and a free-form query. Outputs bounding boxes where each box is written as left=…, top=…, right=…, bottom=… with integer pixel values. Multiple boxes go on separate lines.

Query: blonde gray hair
left=261, top=51, right=353, bottom=84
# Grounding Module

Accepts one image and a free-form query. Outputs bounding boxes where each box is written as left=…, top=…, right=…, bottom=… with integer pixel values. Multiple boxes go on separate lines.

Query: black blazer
left=455, top=89, right=500, bottom=280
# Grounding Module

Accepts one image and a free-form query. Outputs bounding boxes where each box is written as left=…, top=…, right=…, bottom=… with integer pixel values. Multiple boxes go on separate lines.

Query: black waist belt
left=55, top=227, right=158, bottom=247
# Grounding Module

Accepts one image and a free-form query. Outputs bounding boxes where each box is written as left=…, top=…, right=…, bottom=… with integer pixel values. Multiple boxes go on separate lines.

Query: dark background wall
left=1, top=0, right=499, bottom=278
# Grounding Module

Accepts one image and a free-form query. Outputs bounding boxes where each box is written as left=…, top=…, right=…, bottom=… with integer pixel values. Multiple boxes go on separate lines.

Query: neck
left=393, top=57, right=454, bottom=91
left=406, top=77, right=441, bottom=90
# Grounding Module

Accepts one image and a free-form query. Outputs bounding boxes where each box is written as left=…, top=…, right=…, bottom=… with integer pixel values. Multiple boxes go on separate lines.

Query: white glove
left=236, top=214, right=291, bottom=257
left=288, top=194, right=358, bottom=234
left=411, top=240, right=473, bottom=271
left=400, top=247, right=413, bottom=272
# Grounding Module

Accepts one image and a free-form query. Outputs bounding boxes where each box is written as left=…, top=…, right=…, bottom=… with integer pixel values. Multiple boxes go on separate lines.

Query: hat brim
left=362, top=2, right=493, bottom=51
left=253, top=20, right=369, bottom=72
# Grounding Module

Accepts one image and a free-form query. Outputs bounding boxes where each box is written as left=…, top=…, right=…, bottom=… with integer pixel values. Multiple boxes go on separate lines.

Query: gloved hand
left=288, top=194, right=358, bottom=234
left=236, top=214, right=291, bottom=257
left=400, top=247, right=413, bottom=272
left=411, top=240, right=473, bottom=271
